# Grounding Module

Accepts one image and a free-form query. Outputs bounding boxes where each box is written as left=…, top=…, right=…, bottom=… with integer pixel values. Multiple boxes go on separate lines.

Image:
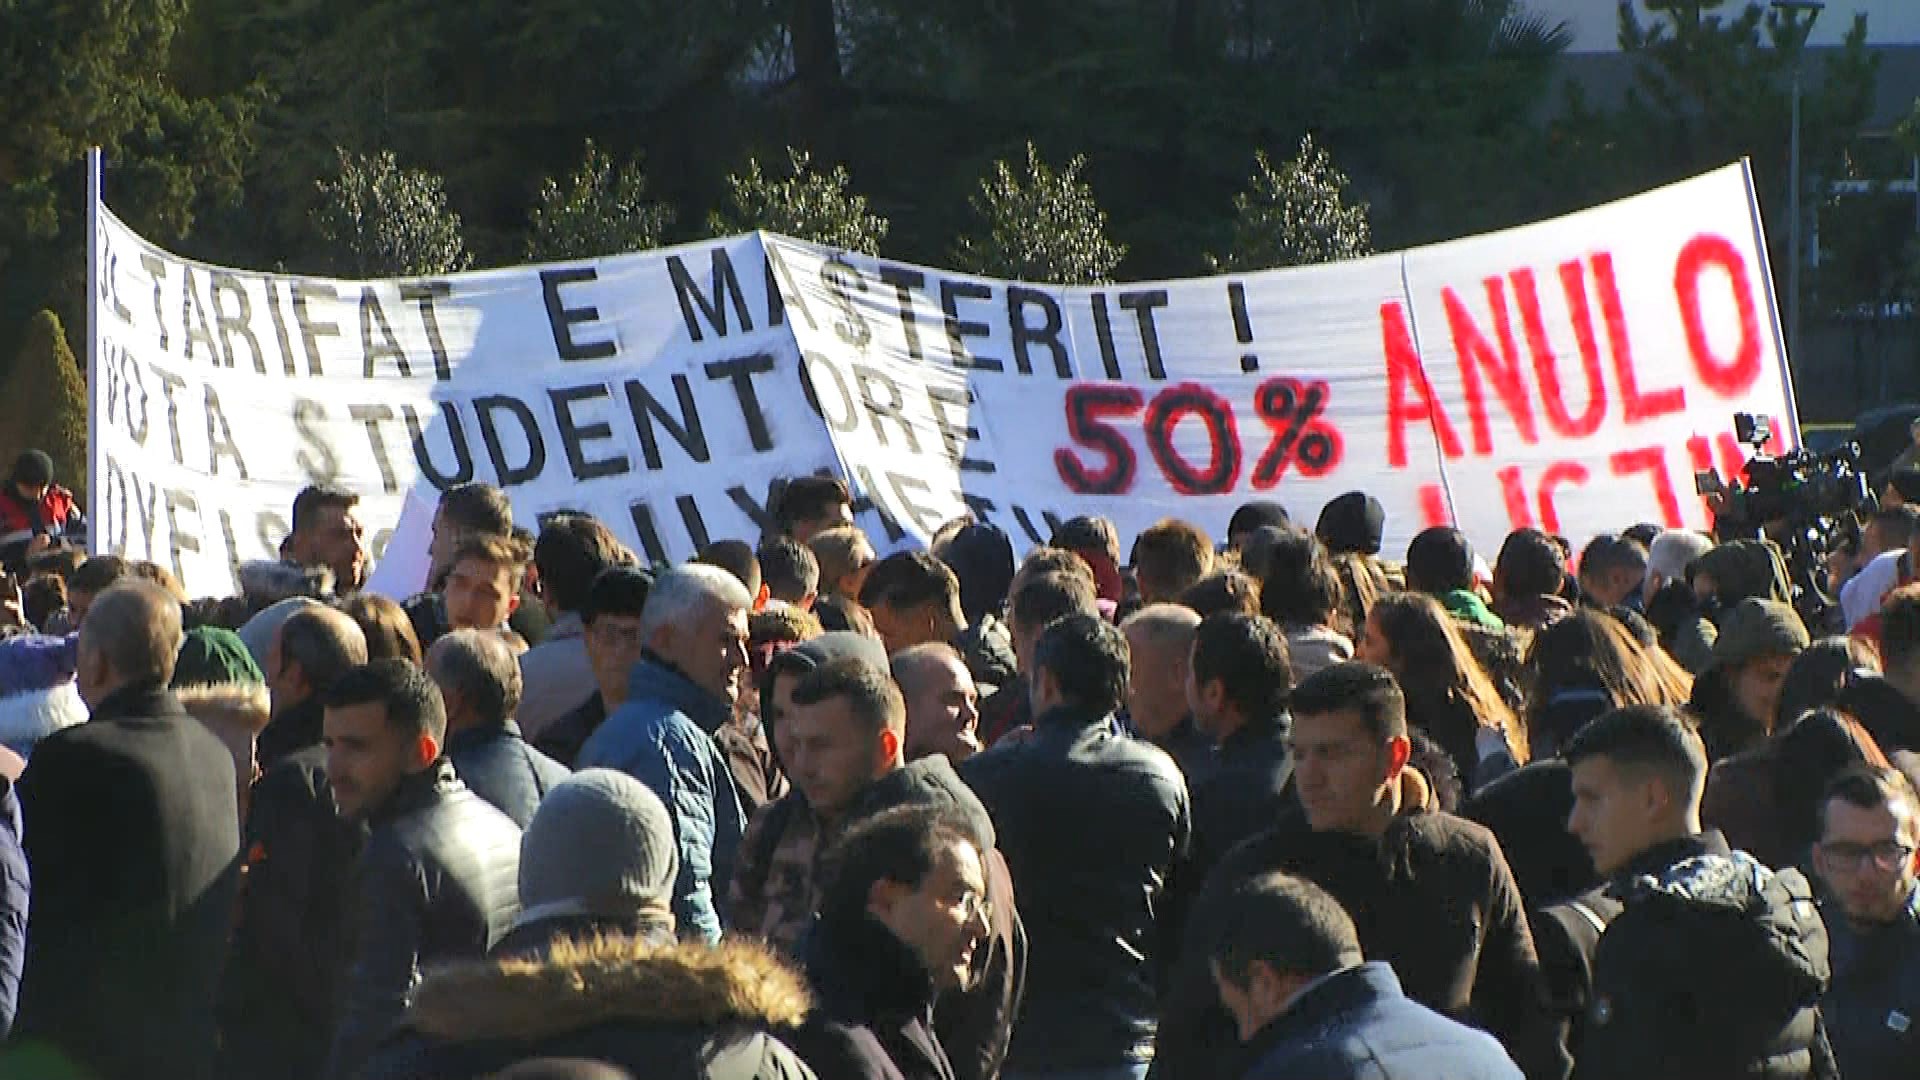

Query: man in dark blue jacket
left=429, top=628, right=569, bottom=827
left=962, top=613, right=1190, bottom=1080
left=1208, top=871, right=1521, bottom=1080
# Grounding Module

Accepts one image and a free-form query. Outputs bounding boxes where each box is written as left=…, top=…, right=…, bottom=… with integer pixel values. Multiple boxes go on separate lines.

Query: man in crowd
left=1225, top=500, right=1291, bottom=557
left=1208, top=873, right=1523, bottom=1080
left=1154, top=662, right=1561, bottom=1080
left=221, top=604, right=369, bottom=1080
left=429, top=628, right=570, bottom=827
left=1537, top=705, right=1830, bottom=1080
left=978, top=571, right=1100, bottom=747
left=936, top=520, right=1020, bottom=692
left=281, top=485, right=369, bottom=596
left=1132, top=519, right=1214, bottom=606
left=1577, top=536, right=1648, bottom=611
left=861, top=551, right=970, bottom=656
left=1184, top=613, right=1295, bottom=883
left=775, top=474, right=856, bottom=545
left=791, top=804, right=992, bottom=1080
left=963, top=613, right=1190, bottom=1080
left=698, top=539, right=765, bottom=609
left=406, top=481, right=516, bottom=647
left=1406, top=526, right=1503, bottom=630
left=535, top=565, right=652, bottom=767
left=323, top=659, right=524, bottom=1080
left=1812, top=764, right=1920, bottom=1078
left=518, top=513, right=629, bottom=740
left=1122, top=604, right=1217, bottom=786
left=577, top=563, right=750, bottom=943
left=12, top=580, right=239, bottom=1079
left=759, top=535, right=820, bottom=610
left=0, top=449, right=84, bottom=576
left=444, top=533, right=532, bottom=636
left=892, top=642, right=984, bottom=765
left=1493, top=529, right=1572, bottom=631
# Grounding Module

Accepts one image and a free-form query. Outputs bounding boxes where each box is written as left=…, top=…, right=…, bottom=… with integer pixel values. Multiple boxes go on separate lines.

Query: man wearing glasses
left=1813, top=763, right=1920, bottom=1079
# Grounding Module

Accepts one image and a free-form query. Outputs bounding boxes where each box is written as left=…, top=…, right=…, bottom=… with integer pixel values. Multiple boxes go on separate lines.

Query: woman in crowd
left=1256, top=529, right=1353, bottom=682
left=1524, top=610, right=1691, bottom=760
left=1357, top=591, right=1527, bottom=792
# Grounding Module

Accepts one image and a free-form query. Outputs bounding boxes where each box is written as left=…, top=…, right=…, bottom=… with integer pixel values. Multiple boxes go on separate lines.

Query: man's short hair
left=697, top=539, right=761, bottom=597
left=758, top=537, right=820, bottom=604
left=1132, top=519, right=1214, bottom=597
left=1121, top=603, right=1201, bottom=654
left=1192, top=613, right=1293, bottom=720
left=534, top=514, right=631, bottom=614
left=1563, top=704, right=1709, bottom=808
left=290, top=485, right=359, bottom=537
left=1051, top=516, right=1120, bottom=563
left=891, top=642, right=965, bottom=697
left=1208, top=872, right=1363, bottom=987
left=639, top=564, right=751, bottom=639
left=1580, top=535, right=1649, bottom=583
left=280, top=606, right=370, bottom=691
left=71, top=555, right=131, bottom=597
left=1405, top=526, right=1475, bottom=595
left=1819, top=763, right=1920, bottom=839
left=774, top=475, right=852, bottom=534
left=439, top=482, right=514, bottom=537
left=83, top=580, right=186, bottom=686
left=817, top=803, right=981, bottom=926
left=859, top=552, right=962, bottom=625
left=427, top=628, right=522, bottom=725
left=1179, top=570, right=1261, bottom=620
left=1872, top=504, right=1920, bottom=546
left=1010, top=572, right=1099, bottom=634
left=582, top=566, right=654, bottom=625
left=322, top=658, right=448, bottom=742
left=790, top=656, right=905, bottom=737
left=1289, top=661, right=1407, bottom=742
left=810, top=527, right=873, bottom=593
left=1497, top=528, right=1567, bottom=599
left=1034, top=613, right=1128, bottom=714
left=453, top=533, right=534, bottom=593
left=337, top=593, right=421, bottom=664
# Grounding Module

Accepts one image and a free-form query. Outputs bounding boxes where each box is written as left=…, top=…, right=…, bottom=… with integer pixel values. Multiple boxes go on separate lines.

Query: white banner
left=90, top=161, right=1795, bottom=599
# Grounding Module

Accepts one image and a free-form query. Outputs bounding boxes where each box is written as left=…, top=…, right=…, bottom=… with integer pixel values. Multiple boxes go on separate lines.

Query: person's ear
left=878, top=728, right=902, bottom=769
left=1384, top=733, right=1412, bottom=777
left=1202, top=678, right=1228, bottom=717
left=413, top=732, right=441, bottom=768
left=867, top=876, right=906, bottom=921
left=505, top=589, right=522, bottom=618
left=800, top=591, right=817, bottom=613
left=754, top=583, right=771, bottom=613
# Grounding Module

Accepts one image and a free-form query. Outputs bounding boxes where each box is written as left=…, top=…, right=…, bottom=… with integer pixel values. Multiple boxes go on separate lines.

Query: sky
left=1534, top=0, right=1920, bottom=52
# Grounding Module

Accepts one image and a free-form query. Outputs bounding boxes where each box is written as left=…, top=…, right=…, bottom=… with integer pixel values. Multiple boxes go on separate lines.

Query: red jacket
left=0, top=485, right=80, bottom=568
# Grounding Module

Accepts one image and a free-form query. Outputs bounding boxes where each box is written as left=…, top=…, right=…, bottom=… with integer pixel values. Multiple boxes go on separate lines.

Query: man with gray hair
left=578, top=563, right=751, bottom=943
left=430, top=629, right=570, bottom=827
left=13, top=580, right=241, bottom=1078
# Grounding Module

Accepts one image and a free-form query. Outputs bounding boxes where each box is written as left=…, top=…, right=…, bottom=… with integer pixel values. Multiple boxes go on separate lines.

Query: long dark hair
left=1370, top=592, right=1528, bottom=764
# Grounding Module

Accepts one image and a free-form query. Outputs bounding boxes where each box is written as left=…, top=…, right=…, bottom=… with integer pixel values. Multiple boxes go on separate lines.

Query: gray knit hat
left=1712, top=598, right=1810, bottom=668
left=517, top=769, right=678, bottom=923
left=1647, top=529, right=1714, bottom=585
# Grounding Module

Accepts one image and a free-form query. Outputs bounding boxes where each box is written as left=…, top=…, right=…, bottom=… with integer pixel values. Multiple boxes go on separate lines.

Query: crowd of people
left=0, top=446, right=1915, bottom=1080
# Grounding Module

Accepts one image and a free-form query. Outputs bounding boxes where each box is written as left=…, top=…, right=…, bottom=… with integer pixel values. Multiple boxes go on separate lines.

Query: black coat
left=217, top=729, right=367, bottom=1080
left=1463, top=759, right=1596, bottom=909
left=0, top=781, right=22, bottom=1041
left=959, top=702, right=1191, bottom=1071
left=848, top=758, right=1027, bottom=1080
left=1153, top=800, right=1566, bottom=1080
left=445, top=720, right=571, bottom=827
left=364, top=934, right=818, bottom=1079
left=1820, top=890, right=1920, bottom=1080
left=1536, top=832, right=1834, bottom=1080
left=1188, top=713, right=1294, bottom=881
left=11, top=681, right=241, bottom=1080
left=326, top=759, right=524, bottom=1080
left=790, top=911, right=956, bottom=1080
left=1239, top=963, right=1523, bottom=1080
left=1147, top=714, right=1220, bottom=791
left=534, top=690, right=606, bottom=769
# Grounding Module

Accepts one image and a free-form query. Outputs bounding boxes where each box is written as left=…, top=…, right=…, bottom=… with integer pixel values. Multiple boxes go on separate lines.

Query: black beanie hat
left=1315, top=492, right=1386, bottom=556
left=939, top=523, right=1016, bottom=622
left=11, top=450, right=53, bottom=490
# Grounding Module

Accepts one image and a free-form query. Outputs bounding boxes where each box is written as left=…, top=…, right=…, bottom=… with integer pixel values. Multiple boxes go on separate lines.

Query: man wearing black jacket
left=961, top=613, right=1190, bottom=1080
left=218, top=605, right=368, bottom=1080
left=11, top=581, right=239, bottom=1080
left=323, top=659, right=524, bottom=1080
left=1152, top=662, right=1563, bottom=1080
left=1537, top=705, right=1834, bottom=1080
left=428, top=628, right=569, bottom=827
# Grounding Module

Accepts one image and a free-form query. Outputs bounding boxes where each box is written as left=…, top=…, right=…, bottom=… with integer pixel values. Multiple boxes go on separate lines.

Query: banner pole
left=1741, top=155, right=1804, bottom=450
left=84, top=147, right=103, bottom=554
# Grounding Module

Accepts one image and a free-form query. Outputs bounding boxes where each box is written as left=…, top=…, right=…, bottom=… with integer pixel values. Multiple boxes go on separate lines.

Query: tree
left=953, top=143, right=1125, bottom=284
left=1207, top=135, right=1372, bottom=273
left=526, top=141, right=677, bottom=260
left=709, top=148, right=888, bottom=253
left=311, top=148, right=471, bottom=277
left=1, top=312, right=89, bottom=504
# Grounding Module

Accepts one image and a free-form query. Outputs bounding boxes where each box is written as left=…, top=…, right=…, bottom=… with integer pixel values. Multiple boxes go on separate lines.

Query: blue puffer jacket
left=576, top=656, right=745, bottom=944
left=1242, top=963, right=1522, bottom=1080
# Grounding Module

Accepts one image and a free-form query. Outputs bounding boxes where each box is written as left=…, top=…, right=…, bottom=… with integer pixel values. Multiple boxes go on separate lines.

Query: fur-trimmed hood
left=405, top=934, right=812, bottom=1044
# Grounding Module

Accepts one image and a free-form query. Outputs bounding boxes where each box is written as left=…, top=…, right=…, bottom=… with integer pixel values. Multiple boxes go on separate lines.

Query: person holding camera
left=0, top=451, right=83, bottom=579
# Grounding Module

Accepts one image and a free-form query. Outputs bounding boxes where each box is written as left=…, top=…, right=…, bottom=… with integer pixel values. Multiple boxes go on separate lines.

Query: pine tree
left=709, top=149, right=889, bottom=254
left=1207, top=135, right=1372, bottom=273
left=5, top=311, right=89, bottom=503
left=952, top=144, right=1125, bottom=284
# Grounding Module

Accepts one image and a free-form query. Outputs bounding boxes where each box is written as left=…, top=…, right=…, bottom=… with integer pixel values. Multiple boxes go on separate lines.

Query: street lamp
left=1771, top=0, right=1824, bottom=366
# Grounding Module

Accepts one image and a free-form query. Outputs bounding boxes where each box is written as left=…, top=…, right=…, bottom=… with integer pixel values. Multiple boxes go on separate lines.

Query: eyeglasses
left=1820, top=840, right=1916, bottom=872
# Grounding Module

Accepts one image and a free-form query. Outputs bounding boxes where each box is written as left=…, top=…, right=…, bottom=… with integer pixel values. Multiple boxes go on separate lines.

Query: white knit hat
left=1647, top=529, right=1714, bottom=584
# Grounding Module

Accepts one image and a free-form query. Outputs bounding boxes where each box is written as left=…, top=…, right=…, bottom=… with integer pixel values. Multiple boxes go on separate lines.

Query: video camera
left=1695, top=412, right=1875, bottom=628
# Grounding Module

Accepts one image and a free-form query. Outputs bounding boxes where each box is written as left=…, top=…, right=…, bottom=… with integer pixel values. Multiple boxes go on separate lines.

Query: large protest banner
left=89, top=159, right=1795, bottom=600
